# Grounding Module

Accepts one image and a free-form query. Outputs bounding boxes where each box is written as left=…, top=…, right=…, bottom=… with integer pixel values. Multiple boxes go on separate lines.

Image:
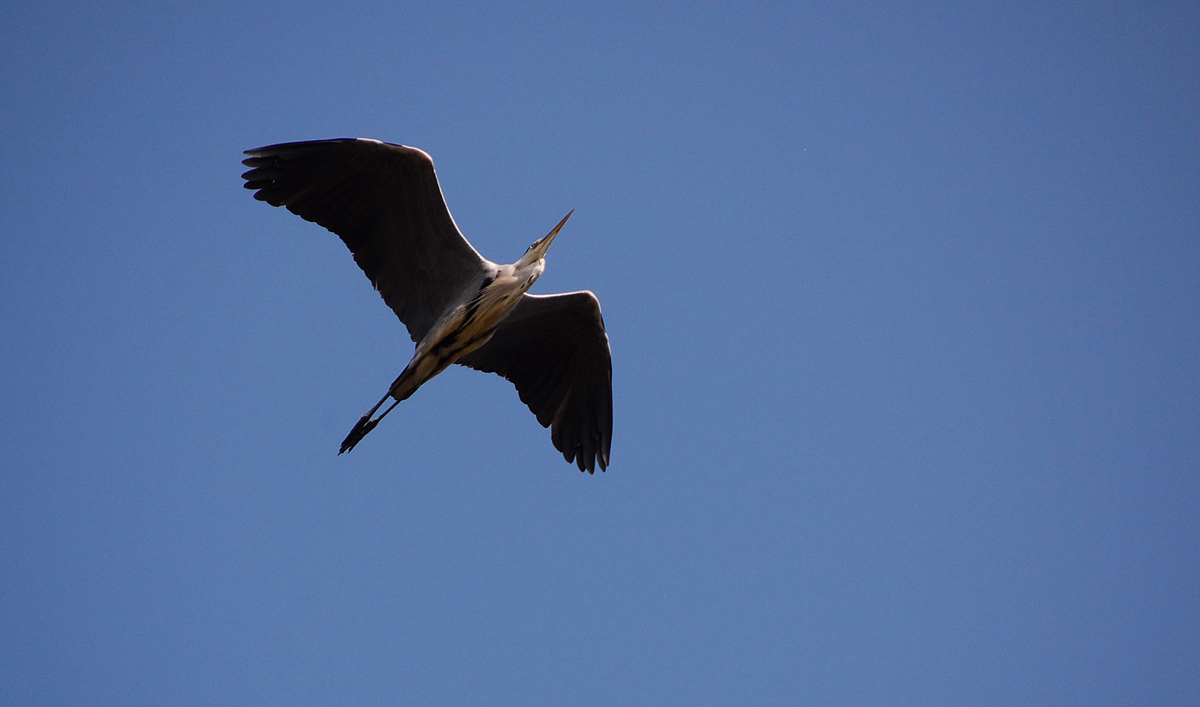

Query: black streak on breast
left=431, top=276, right=496, bottom=358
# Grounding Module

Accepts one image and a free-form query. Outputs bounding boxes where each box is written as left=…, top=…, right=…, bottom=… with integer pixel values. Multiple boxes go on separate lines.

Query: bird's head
left=516, top=210, right=573, bottom=270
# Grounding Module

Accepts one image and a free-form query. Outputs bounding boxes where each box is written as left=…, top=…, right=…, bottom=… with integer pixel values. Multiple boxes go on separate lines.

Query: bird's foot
left=339, top=414, right=379, bottom=454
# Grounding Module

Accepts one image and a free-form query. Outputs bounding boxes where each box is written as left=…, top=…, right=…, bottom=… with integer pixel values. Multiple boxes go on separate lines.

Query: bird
left=241, top=138, right=612, bottom=472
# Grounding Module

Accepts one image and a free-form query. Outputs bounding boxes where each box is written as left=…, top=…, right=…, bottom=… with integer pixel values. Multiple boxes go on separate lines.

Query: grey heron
left=241, top=138, right=612, bottom=472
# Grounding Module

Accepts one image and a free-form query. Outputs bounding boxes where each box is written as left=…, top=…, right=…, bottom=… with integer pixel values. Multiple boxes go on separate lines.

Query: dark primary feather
left=458, top=292, right=613, bottom=473
left=241, top=138, right=487, bottom=342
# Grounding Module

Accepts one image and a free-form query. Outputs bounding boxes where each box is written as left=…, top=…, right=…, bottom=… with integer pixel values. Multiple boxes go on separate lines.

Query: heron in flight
left=241, top=138, right=612, bottom=472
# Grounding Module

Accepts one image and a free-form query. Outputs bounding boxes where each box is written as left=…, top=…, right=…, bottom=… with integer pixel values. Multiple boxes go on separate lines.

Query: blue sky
left=2, top=1, right=1197, bottom=704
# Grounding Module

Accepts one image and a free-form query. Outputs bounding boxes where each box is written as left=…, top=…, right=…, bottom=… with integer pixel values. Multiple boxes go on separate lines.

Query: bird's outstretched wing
left=242, top=138, right=487, bottom=342
left=458, top=292, right=613, bottom=473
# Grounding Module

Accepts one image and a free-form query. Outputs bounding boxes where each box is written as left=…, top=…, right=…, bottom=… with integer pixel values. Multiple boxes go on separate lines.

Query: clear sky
left=2, top=1, right=1197, bottom=705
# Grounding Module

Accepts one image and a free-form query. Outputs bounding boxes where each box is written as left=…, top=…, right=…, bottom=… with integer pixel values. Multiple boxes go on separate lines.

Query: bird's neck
left=472, top=259, right=542, bottom=322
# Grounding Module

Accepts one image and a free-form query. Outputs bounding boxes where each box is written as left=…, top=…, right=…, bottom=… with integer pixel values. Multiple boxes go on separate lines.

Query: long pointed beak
left=539, top=209, right=573, bottom=252
left=521, top=209, right=573, bottom=265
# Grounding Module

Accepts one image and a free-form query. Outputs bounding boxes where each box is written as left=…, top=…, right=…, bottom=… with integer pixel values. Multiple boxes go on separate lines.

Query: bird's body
left=242, top=138, right=611, bottom=472
left=386, top=243, right=548, bottom=405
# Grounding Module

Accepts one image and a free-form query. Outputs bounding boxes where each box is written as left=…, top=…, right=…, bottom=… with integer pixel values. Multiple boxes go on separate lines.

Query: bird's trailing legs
left=339, top=391, right=401, bottom=454
left=339, top=359, right=432, bottom=454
